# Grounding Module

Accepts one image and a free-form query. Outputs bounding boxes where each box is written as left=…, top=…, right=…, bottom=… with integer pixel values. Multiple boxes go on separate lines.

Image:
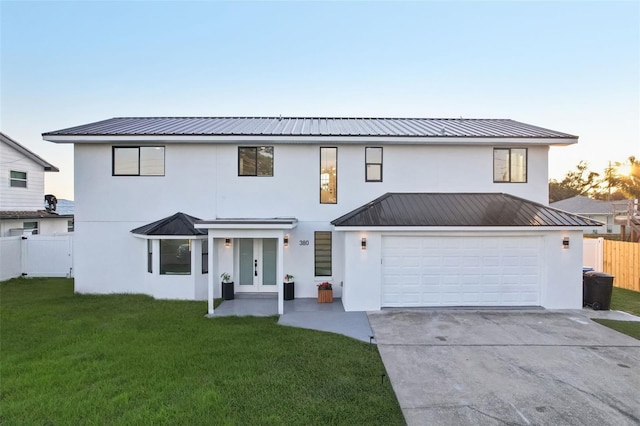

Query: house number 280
left=299, top=240, right=310, bottom=246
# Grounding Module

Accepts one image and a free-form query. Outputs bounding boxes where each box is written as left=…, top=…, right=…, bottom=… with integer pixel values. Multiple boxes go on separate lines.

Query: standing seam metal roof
left=42, top=117, right=577, bottom=138
left=331, top=193, right=602, bottom=227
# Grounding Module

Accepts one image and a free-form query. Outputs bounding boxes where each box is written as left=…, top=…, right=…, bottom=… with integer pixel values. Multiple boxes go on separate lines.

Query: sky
left=1, top=0, right=638, bottom=201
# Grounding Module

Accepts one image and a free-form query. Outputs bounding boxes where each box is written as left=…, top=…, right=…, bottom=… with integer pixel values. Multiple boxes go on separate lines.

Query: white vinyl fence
left=0, top=234, right=73, bottom=281
left=583, top=237, right=604, bottom=272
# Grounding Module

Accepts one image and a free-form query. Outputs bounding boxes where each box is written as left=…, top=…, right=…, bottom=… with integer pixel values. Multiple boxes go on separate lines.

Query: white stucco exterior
left=46, top=120, right=588, bottom=312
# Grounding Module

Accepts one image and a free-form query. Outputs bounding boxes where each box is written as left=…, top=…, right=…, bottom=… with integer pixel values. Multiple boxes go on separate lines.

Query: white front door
left=236, top=238, right=278, bottom=292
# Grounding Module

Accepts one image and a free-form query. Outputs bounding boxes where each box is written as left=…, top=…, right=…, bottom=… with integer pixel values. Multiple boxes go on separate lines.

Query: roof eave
left=1, top=132, right=59, bottom=171
left=332, top=225, right=602, bottom=232
left=42, top=134, right=578, bottom=146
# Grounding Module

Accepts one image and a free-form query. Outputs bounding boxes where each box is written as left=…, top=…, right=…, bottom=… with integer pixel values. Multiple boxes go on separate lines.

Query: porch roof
left=195, top=218, right=298, bottom=230
left=131, top=212, right=207, bottom=236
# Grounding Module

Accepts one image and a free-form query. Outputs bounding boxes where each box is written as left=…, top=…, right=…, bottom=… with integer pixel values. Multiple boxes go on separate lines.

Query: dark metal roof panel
left=331, top=193, right=602, bottom=227
left=43, top=117, right=577, bottom=139
left=131, top=212, right=207, bottom=236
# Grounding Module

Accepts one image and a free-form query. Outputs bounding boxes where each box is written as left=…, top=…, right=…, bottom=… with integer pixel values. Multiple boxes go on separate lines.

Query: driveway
left=368, top=310, right=640, bottom=426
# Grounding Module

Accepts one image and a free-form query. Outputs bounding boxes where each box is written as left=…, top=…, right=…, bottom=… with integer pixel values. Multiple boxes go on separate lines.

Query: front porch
left=210, top=295, right=374, bottom=342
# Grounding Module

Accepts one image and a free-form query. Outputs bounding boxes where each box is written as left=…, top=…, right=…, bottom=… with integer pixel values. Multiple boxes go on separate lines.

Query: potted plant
left=317, top=281, right=333, bottom=303
left=284, top=274, right=295, bottom=300
left=221, top=272, right=234, bottom=300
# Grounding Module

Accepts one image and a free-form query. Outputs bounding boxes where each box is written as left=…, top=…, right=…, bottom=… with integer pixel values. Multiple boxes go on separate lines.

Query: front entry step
left=235, top=292, right=277, bottom=299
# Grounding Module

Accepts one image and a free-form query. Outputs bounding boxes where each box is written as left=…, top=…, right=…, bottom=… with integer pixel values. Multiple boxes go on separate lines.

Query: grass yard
left=0, top=278, right=404, bottom=425
left=593, top=286, right=640, bottom=340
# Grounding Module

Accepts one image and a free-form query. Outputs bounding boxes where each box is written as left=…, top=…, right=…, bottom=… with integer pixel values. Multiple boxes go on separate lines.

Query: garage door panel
left=382, top=236, right=541, bottom=307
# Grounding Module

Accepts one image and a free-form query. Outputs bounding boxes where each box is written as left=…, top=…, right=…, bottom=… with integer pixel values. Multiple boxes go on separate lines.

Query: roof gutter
left=42, top=135, right=578, bottom=146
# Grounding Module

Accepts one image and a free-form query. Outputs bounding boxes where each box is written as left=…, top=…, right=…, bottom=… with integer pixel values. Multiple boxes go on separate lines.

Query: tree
left=549, top=156, right=640, bottom=203
left=614, top=156, right=640, bottom=199
left=549, top=161, right=602, bottom=202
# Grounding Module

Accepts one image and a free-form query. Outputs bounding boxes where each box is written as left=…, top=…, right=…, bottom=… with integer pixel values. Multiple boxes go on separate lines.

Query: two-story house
left=42, top=117, right=598, bottom=314
left=1, top=132, right=72, bottom=236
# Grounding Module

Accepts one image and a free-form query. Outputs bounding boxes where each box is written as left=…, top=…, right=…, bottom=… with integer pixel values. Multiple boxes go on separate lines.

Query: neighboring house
left=0, top=132, right=72, bottom=236
left=550, top=196, right=618, bottom=234
left=42, top=117, right=599, bottom=314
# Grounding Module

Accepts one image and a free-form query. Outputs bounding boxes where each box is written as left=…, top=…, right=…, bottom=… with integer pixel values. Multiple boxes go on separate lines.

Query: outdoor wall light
left=284, top=235, right=289, bottom=247
left=225, top=238, right=231, bottom=247
left=361, top=237, right=367, bottom=250
left=562, top=237, right=570, bottom=249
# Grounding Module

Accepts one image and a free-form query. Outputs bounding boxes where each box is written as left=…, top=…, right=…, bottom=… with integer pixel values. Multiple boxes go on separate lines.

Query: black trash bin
left=583, top=272, right=614, bottom=311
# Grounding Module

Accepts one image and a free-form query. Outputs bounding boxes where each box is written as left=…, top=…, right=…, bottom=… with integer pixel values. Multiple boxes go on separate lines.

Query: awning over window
left=131, top=212, right=207, bottom=236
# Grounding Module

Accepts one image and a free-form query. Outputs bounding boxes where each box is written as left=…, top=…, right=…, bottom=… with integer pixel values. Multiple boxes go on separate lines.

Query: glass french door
left=237, top=238, right=277, bottom=292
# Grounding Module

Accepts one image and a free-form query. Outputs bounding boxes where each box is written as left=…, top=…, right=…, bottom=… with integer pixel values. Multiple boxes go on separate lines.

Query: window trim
left=314, top=231, right=332, bottom=277
left=319, top=147, right=338, bottom=204
left=10, top=170, right=27, bottom=188
left=493, top=148, right=528, bottom=183
left=365, top=147, right=383, bottom=182
left=112, top=146, right=165, bottom=176
left=237, top=146, right=274, bottom=177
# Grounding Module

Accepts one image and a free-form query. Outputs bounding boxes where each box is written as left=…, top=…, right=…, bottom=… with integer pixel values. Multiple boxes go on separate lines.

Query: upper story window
left=10, top=171, right=27, bottom=188
left=320, top=147, right=337, bottom=204
left=238, top=147, right=273, bottom=176
left=494, top=148, right=527, bottom=183
left=113, top=147, right=165, bottom=176
left=365, top=147, right=383, bottom=182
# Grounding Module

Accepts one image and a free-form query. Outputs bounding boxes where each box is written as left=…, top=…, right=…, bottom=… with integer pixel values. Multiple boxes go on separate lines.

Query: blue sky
left=1, top=0, right=638, bottom=200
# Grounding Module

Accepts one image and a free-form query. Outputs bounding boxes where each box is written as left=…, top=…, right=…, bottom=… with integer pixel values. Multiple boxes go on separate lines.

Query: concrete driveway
left=368, top=310, right=640, bottom=426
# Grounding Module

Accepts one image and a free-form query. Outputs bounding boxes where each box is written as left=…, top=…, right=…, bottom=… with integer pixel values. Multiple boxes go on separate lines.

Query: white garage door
left=382, top=236, right=542, bottom=307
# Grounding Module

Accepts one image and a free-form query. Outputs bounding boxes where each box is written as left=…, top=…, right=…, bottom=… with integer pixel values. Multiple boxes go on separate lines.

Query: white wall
left=340, top=229, right=585, bottom=311
left=540, top=230, right=584, bottom=309
left=72, top=141, right=550, bottom=300
left=0, top=141, right=47, bottom=211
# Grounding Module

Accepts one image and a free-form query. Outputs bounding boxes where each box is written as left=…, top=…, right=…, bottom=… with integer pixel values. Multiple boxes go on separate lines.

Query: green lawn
left=593, top=286, right=640, bottom=340
left=0, top=278, right=404, bottom=425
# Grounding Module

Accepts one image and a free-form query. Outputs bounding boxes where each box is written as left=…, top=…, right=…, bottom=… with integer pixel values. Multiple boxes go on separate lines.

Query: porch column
left=277, top=234, right=284, bottom=315
left=207, top=234, right=215, bottom=315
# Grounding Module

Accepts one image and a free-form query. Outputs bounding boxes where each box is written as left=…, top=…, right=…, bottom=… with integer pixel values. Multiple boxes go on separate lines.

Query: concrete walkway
left=211, top=296, right=374, bottom=343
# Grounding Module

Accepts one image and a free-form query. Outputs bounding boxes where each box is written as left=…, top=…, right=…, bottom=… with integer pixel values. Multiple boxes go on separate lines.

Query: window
left=67, top=220, right=74, bottom=232
left=314, top=231, right=332, bottom=276
left=147, top=240, right=153, bottom=273
left=365, top=147, right=383, bottom=182
left=320, top=147, right=337, bottom=203
left=201, top=240, right=208, bottom=274
left=23, top=221, right=38, bottom=235
left=10, top=171, right=27, bottom=188
left=113, top=147, right=165, bottom=176
left=160, top=239, right=191, bottom=275
left=494, top=148, right=527, bottom=183
left=238, top=147, right=273, bottom=176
